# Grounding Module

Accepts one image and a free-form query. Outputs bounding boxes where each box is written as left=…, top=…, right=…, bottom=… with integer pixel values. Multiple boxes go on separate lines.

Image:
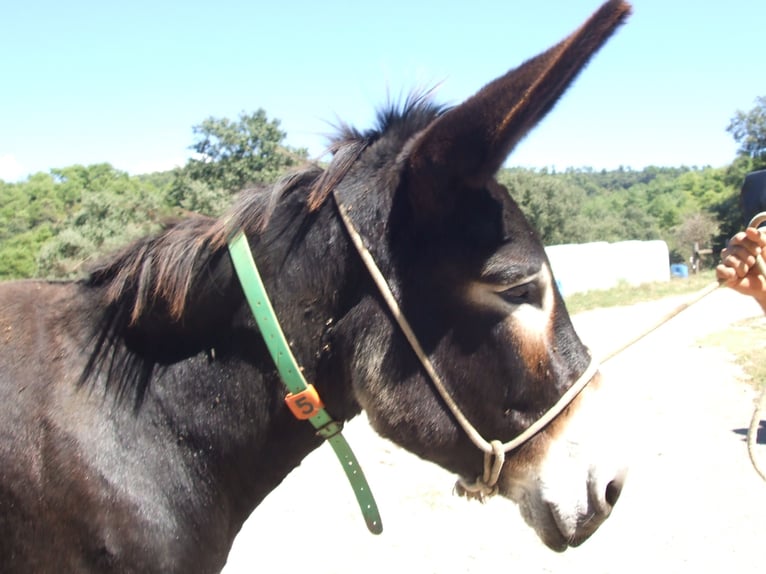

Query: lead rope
left=335, top=201, right=598, bottom=500
left=748, top=389, right=766, bottom=482
left=585, top=212, right=766, bottom=483
left=745, top=213, right=766, bottom=482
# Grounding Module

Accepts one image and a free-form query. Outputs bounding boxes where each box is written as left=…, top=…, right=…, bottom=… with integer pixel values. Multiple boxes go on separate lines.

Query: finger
left=721, top=250, right=754, bottom=278
left=745, top=227, right=766, bottom=248
left=729, top=234, right=762, bottom=257
left=728, top=243, right=760, bottom=265
left=716, top=263, right=736, bottom=283
left=737, top=273, right=766, bottom=292
left=728, top=230, right=749, bottom=247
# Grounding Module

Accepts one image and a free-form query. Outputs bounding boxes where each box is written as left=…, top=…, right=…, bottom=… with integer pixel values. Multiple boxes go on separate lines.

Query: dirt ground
left=223, top=286, right=766, bottom=574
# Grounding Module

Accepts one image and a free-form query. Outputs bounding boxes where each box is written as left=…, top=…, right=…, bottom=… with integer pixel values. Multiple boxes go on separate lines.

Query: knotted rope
left=742, top=213, right=766, bottom=482
left=748, top=388, right=766, bottom=482
left=454, top=440, right=505, bottom=502
left=334, top=199, right=599, bottom=500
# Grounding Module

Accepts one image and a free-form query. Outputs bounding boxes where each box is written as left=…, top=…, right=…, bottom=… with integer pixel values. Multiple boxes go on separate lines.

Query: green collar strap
left=227, top=231, right=383, bottom=534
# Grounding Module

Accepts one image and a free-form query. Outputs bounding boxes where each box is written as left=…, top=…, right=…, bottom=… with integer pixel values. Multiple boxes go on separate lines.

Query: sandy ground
left=223, top=286, right=766, bottom=573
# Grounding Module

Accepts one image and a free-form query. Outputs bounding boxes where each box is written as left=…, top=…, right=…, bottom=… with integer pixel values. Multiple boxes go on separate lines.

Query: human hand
left=716, top=227, right=766, bottom=308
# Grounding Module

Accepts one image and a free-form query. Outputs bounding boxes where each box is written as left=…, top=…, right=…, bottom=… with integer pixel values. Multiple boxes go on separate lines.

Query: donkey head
left=331, top=1, right=631, bottom=550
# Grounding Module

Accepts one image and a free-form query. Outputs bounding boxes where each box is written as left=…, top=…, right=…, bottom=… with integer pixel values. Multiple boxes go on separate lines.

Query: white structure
left=545, top=240, right=670, bottom=296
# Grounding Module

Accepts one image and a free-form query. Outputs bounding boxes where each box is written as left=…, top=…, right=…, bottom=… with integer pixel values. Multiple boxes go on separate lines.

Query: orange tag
left=285, top=385, right=325, bottom=420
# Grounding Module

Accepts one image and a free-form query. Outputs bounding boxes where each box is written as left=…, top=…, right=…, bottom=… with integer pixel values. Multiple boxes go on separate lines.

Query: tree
left=179, top=109, right=307, bottom=195
left=500, top=169, right=590, bottom=245
left=34, top=164, right=168, bottom=278
left=0, top=227, right=54, bottom=280
left=727, top=96, right=766, bottom=169
left=166, top=171, right=229, bottom=216
left=670, top=212, right=720, bottom=268
left=0, top=172, right=66, bottom=278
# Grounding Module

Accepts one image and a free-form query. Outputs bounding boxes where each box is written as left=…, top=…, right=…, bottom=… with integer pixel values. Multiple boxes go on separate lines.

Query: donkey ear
left=406, top=0, right=631, bottom=215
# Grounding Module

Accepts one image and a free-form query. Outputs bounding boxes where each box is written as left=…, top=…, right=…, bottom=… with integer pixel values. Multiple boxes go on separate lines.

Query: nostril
left=605, top=477, right=623, bottom=508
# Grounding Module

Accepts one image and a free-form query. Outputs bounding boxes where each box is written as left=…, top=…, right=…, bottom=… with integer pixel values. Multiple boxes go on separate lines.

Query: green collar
left=227, top=231, right=382, bottom=534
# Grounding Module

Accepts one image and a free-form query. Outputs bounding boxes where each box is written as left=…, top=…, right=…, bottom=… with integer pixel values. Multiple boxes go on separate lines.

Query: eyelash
left=497, top=282, right=542, bottom=307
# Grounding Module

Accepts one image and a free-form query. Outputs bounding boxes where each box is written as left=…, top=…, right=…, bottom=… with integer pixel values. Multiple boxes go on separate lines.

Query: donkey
left=0, top=1, right=631, bottom=571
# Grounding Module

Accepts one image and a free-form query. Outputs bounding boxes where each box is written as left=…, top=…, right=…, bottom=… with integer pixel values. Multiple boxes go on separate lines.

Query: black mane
left=309, top=90, right=448, bottom=209
left=86, top=90, right=448, bottom=317
left=80, top=92, right=448, bottom=406
left=329, top=89, right=448, bottom=148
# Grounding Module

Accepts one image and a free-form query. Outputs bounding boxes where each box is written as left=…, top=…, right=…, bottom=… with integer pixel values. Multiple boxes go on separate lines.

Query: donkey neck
left=165, top=197, right=368, bottom=507
left=64, top=192, right=370, bottom=566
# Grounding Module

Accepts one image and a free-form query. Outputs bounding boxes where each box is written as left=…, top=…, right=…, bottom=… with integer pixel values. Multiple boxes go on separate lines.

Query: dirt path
left=224, top=287, right=766, bottom=573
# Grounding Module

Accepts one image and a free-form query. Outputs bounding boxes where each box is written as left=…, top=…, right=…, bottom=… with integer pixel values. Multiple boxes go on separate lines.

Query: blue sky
left=2, top=1, right=765, bottom=182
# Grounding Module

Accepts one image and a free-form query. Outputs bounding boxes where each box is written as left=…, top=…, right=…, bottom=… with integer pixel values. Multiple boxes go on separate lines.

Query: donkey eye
left=497, top=282, right=541, bottom=307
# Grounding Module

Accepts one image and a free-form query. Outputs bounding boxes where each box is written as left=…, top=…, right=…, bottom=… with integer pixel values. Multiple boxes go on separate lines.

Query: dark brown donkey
left=0, top=2, right=631, bottom=572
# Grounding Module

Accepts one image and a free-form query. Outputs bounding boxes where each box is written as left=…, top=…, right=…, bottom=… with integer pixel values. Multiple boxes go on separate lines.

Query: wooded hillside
left=3, top=97, right=766, bottom=281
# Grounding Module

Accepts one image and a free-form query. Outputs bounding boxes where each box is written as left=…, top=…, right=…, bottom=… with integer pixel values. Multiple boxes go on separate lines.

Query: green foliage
left=0, top=164, right=169, bottom=279
left=4, top=100, right=765, bottom=282
left=37, top=229, right=98, bottom=278
left=166, top=170, right=229, bottom=216
left=715, top=96, right=766, bottom=246
left=1, top=160, right=744, bottom=281
left=499, top=164, right=734, bottom=263
left=727, top=96, right=766, bottom=167
left=0, top=109, right=310, bottom=279
left=0, top=172, right=70, bottom=279
left=37, top=168, right=167, bottom=278
left=669, top=212, right=720, bottom=266
left=500, top=169, right=589, bottom=245
left=166, top=109, right=308, bottom=216
left=0, top=226, right=55, bottom=280
left=175, top=109, right=307, bottom=198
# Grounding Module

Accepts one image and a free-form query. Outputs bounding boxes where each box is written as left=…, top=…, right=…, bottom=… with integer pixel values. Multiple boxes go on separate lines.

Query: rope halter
left=454, top=358, right=598, bottom=501
left=334, top=199, right=600, bottom=502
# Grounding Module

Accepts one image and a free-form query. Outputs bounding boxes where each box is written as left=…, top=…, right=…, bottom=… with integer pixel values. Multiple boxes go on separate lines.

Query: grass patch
left=563, top=270, right=718, bottom=315
left=698, top=317, right=766, bottom=390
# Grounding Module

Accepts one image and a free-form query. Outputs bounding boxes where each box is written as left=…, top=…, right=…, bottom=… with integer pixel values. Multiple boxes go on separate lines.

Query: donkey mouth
left=536, top=505, right=573, bottom=552
left=517, top=495, right=606, bottom=552
left=547, top=503, right=604, bottom=551
left=536, top=503, right=608, bottom=552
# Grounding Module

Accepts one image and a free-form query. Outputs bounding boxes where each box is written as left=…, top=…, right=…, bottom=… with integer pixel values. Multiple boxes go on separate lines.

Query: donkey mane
left=79, top=93, right=447, bottom=405
left=87, top=92, right=447, bottom=322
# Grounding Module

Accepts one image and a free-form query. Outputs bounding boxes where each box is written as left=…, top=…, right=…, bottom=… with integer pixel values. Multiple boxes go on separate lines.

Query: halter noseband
left=334, top=198, right=599, bottom=501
